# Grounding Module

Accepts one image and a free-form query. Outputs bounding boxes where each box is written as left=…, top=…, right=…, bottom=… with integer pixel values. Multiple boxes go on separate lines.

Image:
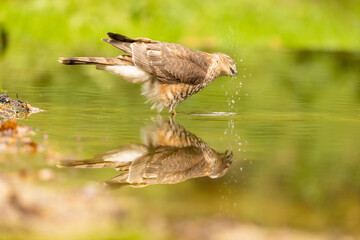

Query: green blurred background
left=1, top=0, right=360, bottom=51
left=0, top=0, right=360, bottom=240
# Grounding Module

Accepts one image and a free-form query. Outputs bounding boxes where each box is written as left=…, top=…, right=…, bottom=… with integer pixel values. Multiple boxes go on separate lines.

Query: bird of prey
left=58, top=33, right=238, bottom=116
left=58, top=118, right=233, bottom=188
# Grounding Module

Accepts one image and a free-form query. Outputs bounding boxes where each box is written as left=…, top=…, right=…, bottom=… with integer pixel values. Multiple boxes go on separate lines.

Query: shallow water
left=1, top=48, right=360, bottom=235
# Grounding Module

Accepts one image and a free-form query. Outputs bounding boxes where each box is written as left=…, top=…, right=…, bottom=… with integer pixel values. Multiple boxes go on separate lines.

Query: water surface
left=1, top=48, right=359, bottom=236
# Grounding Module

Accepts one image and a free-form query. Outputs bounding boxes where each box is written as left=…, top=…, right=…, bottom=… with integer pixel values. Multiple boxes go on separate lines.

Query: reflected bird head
left=209, top=149, right=233, bottom=179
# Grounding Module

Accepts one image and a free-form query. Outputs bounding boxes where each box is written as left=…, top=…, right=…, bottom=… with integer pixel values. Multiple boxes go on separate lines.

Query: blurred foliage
left=0, top=0, right=359, bottom=51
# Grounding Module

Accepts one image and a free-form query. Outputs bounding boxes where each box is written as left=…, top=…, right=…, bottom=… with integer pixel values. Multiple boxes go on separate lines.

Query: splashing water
left=219, top=27, right=253, bottom=215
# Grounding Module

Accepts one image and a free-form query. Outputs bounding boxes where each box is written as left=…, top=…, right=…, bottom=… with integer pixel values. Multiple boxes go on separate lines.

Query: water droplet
left=231, top=100, right=235, bottom=104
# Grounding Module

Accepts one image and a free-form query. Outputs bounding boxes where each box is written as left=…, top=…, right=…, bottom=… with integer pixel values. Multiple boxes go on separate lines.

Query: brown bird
left=58, top=33, right=237, bottom=116
left=58, top=118, right=233, bottom=188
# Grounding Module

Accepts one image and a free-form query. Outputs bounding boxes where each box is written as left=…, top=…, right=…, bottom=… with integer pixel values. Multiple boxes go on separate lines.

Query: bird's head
left=214, top=53, right=238, bottom=77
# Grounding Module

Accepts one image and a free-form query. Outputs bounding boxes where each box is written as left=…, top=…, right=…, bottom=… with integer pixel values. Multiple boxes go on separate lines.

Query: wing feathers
left=102, top=33, right=213, bottom=85
left=107, top=32, right=136, bottom=42
left=107, top=32, right=156, bottom=43
left=102, top=38, right=133, bottom=55
left=131, top=43, right=153, bottom=73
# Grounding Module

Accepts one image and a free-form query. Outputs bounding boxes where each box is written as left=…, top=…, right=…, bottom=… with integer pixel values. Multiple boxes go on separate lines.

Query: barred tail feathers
left=57, top=159, right=131, bottom=169
left=58, top=55, right=152, bottom=84
left=58, top=56, right=133, bottom=66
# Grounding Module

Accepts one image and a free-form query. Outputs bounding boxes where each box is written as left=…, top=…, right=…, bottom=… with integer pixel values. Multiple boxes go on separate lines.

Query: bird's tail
left=58, top=56, right=133, bottom=66
left=57, top=158, right=131, bottom=169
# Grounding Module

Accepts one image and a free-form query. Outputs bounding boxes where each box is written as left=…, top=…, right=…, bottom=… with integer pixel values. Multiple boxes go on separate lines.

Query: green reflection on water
left=0, top=43, right=359, bottom=235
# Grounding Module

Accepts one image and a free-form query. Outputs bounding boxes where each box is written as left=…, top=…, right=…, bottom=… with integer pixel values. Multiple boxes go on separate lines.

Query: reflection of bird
left=58, top=118, right=232, bottom=188
left=58, top=33, right=237, bottom=116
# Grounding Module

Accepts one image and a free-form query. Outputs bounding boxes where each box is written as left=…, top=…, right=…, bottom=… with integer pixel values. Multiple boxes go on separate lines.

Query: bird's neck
left=204, top=56, right=222, bottom=82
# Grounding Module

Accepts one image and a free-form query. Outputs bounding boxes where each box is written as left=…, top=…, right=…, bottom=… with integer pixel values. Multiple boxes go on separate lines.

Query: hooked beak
left=230, top=68, right=238, bottom=77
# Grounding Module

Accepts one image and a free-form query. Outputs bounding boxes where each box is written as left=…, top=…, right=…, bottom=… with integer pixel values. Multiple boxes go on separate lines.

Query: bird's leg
left=157, top=109, right=162, bottom=118
left=171, top=109, right=176, bottom=118
left=169, top=115, right=175, bottom=125
left=170, top=104, right=177, bottom=118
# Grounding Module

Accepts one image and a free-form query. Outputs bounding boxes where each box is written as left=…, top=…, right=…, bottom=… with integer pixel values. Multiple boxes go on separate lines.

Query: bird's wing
left=132, top=42, right=212, bottom=85
left=103, top=33, right=213, bottom=85
left=146, top=147, right=204, bottom=173
left=141, top=147, right=208, bottom=184
left=102, top=32, right=157, bottom=56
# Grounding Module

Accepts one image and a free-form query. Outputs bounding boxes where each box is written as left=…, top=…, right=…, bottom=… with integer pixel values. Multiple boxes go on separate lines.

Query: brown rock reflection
left=58, top=118, right=232, bottom=188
